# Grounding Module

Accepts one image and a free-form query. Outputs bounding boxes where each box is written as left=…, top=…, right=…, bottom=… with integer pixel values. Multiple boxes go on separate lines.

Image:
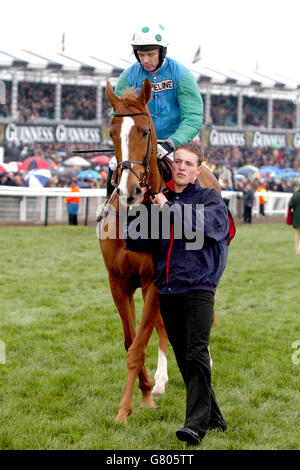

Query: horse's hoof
left=151, top=385, right=166, bottom=397
left=140, top=396, right=157, bottom=409
left=114, top=413, right=128, bottom=424
left=152, top=380, right=168, bottom=397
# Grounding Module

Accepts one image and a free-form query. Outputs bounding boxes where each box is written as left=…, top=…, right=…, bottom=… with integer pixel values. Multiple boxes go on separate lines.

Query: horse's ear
left=105, top=82, right=120, bottom=109
left=138, top=78, right=152, bottom=105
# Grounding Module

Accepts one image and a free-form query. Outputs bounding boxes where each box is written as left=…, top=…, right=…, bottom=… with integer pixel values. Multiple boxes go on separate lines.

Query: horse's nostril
left=136, top=187, right=142, bottom=196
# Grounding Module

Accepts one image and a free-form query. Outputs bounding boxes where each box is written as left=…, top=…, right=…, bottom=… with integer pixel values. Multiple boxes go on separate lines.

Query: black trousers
left=243, top=205, right=252, bottom=223
left=68, top=213, right=78, bottom=225
left=159, top=290, right=225, bottom=434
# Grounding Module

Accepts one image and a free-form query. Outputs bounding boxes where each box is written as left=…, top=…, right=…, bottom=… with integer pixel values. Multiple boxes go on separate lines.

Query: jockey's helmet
left=131, top=24, right=168, bottom=70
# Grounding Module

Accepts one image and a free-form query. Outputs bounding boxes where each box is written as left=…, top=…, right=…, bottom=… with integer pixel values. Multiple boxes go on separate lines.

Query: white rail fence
left=0, top=186, right=292, bottom=225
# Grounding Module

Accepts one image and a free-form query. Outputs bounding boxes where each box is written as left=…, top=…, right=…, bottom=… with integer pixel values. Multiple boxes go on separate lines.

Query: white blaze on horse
left=97, top=78, right=220, bottom=424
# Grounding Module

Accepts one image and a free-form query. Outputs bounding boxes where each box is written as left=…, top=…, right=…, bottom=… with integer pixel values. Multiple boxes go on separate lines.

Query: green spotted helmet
left=131, top=24, right=169, bottom=48
left=131, top=24, right=168, bottom=69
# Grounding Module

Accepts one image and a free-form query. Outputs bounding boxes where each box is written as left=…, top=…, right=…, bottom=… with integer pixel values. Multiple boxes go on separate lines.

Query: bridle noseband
left=111, top=112, right=156, bottom=198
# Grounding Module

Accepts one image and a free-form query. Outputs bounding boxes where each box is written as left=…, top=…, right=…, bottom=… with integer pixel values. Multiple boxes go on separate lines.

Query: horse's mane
left=120, top=87, right=145, bottom=111
left=120, top=87, right=138, bottom=100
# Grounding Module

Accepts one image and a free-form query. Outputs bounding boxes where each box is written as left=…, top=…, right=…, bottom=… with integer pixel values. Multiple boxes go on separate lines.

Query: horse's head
left=106, top=78, right=160, bottom=205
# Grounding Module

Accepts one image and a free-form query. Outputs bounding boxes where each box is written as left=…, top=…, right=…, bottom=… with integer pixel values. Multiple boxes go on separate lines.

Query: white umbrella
left=63, top=156, right=91, bottom=167
left=1, top=161, right=24, bottom=173
left=24, top=169, right=52, bottom=187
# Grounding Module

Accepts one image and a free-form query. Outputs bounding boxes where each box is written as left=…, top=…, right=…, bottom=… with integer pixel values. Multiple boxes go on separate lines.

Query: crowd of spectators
left=243, top=97, right=268, bottom=127
left=210, top=95, right=238, bottom=126
left=1, top=81, right=298, bottom=129
left=273, top=100, right=296, bottom=129
left=207, top=95, right=297, bottom=129
left=17, top=82, right=55, bottom=122
left=61, top=85, right=96, bottom=120
left=2, top=141, right=299, bottom=194
left=1, top=80, right=300, bottom=196
left=0, top=169, right=107, bottom=189
left=102, top=91, right=112, bottom=125
left=203, top=145, right=300, bottom=170
left=0, top=82, right=99, bottom=121
left=3, top=140, right=111, bottom=162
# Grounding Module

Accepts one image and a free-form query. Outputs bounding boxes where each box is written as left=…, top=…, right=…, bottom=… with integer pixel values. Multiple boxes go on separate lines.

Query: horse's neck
left=199, top=166, right=221, bottom=194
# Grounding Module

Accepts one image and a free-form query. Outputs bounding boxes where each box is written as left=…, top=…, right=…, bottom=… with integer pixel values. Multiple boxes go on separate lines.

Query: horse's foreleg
left=152, top=314, right=169, bottom=397
left=119, top=283, right=160, bottom=416
left=115, top=316, right=157, bottom=423
left=109, top=276, right=153, bottom=424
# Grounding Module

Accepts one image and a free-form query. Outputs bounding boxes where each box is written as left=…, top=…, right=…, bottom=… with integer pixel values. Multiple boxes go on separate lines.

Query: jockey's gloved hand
left=157, top=139, right=175, bottom=160
left=108, top=155, right=118, bottom=171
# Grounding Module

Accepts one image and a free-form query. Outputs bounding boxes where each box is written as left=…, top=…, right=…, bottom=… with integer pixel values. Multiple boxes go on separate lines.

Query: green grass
left=0, top=223, right=299, bottom=450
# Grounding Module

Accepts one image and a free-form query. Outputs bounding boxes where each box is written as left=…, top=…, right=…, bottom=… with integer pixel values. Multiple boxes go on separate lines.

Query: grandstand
left=0, top=47, right=300, bottom=164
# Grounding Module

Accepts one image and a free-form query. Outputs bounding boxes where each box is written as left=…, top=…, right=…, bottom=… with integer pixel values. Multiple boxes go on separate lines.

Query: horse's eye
left=142, top=129, right=148, bottom=137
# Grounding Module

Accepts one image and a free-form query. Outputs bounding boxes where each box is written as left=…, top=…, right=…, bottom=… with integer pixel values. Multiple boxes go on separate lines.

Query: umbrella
left=259, top=166, right=281, bottom=176
left=53, top=167, right=80, bottom=178
left=3, top=161, right=24, bottom=173
left=236, top=166, right=259, bottom=177
left=90, top=155, right=111, bottom=166
left=63, top=156, right=91, bottom=167
left=77, top=181, right=91, bottom=188
left=271, top=143, right=281, bottom=149
left=0, top=162, right=24, bottom=173
left=240, top=165, right=260, bottom=171
left=78, top=170, right=102, bottom=180
left=24, top=169, right=52, bottom=187
left=260, top=165, right=279, bottom=171
left=278, top=169, right=300, bottom=180
left=22, top=157, right=50, bottom=171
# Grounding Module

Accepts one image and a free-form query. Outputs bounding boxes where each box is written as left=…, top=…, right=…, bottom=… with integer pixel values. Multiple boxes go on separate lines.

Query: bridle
left=111, top=112, right=156, bottom=198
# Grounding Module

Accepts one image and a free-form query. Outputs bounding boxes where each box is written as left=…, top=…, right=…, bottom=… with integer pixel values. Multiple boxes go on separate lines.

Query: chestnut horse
left=97, top=78, right=221, bottom=424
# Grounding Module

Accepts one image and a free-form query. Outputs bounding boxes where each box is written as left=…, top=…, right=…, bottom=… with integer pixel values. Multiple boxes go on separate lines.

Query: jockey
left=106, top=23, right=204, bottom=197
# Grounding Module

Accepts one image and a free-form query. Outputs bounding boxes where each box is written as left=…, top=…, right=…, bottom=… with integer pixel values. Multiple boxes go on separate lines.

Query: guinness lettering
left=252, top=131, right=286, bottom=148
left=5, top=123, right=54, bottom=143
left=209, top=129, right=246, bottom=146
left=56, top=126, right=100, bottom=143
left=5, top=124, right=101, bottom=144
left=151, top=80, right=173, bottom=92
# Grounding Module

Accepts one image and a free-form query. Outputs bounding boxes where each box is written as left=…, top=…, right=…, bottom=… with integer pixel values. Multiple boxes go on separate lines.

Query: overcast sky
left=1, top=0, right=300, bottom=80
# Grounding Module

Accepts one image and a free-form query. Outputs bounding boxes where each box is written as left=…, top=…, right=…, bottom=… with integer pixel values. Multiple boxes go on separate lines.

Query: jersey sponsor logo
left=151, top=79, right=174, bottom=92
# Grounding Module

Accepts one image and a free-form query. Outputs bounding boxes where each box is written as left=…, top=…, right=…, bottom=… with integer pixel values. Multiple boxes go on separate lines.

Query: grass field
left=0, top=223, right=299, bottom=450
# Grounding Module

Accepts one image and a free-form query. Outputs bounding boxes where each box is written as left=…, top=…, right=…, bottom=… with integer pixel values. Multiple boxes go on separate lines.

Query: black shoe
left=176, top=426, right=204, bottom=446
left=208, top=418, right=227, bottom=432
